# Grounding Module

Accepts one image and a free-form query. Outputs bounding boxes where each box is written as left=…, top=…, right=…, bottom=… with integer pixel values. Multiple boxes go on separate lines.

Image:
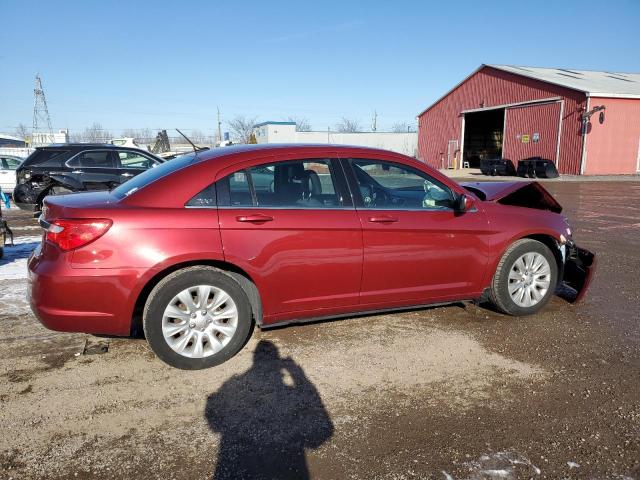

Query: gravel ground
left=0, top=181, right=638, bottom=480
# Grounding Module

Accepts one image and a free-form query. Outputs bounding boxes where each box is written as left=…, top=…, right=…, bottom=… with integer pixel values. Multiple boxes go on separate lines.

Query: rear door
left=66, top=150, right=121, bottom=190
left=343, top=157, right=490, bottom=307
left=216, top=155, right=363, bottom=322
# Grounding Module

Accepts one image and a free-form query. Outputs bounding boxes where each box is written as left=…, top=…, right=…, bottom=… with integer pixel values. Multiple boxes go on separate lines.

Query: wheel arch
left=485, top=232, right=564, bottom=290
left=130, top=259, right=263, bottom=336
left=522, top=233, right=564, bottom=275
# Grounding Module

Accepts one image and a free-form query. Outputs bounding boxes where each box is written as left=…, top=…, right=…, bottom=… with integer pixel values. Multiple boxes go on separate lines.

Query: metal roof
left=488, top=64, right=640, bottom=98
left=253, top=121, right=296, bottom=128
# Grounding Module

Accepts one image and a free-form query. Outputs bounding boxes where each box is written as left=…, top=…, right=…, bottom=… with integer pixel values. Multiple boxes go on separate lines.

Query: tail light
left=43, top=218, right=112, bottom=251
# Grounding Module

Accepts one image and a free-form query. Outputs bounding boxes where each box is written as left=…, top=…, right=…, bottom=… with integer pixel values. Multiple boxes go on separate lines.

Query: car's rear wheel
left=490, top=239, right=558, bottom=316
left=143, top=266, right=254, bottom=369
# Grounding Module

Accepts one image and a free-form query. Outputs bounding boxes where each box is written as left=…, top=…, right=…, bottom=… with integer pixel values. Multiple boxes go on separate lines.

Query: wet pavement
left=0, top=180, right=638, bottom=479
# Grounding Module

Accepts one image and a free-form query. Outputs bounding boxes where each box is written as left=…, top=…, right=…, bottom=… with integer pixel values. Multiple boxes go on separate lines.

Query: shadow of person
left=205, top=340, right=333, bottom=480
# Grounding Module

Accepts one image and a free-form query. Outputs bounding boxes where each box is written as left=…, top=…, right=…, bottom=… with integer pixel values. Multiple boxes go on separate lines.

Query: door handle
left=71, top=170, right=83, bottom=174
left=121, top=173, right=134, bottom=177
left=368, top=215, right=399, bottom=223
left=236, top=214, right=274, bottom=223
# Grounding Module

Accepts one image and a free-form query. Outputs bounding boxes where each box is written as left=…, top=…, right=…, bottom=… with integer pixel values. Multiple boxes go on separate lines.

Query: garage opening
left=463, top=109, right=504, bottom=168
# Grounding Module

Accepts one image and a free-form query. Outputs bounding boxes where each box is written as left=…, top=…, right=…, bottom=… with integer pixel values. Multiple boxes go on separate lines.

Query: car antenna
left=176, top=128, right=204, bottom=154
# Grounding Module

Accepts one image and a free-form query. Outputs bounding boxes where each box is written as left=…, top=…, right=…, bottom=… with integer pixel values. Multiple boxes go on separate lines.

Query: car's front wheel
left=143, top=266, right=254, bottom=369
left=490, top=239, right=558, bottom=316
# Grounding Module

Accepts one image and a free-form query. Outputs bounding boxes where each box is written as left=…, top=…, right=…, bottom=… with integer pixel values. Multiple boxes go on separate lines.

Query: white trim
left=555, top=100, right=565, bottom=168
left=502, top=109, right=508, bottom=157
left=586, top=93, right=640, bottom=99
left=462, top=97, right=562, bottom=114
left=459, top=115, right=466, bottom=169
left=580, top=97, right=590, bottom=175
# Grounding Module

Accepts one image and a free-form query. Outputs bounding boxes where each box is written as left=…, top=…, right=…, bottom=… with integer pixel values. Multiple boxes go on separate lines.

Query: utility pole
left=217, top=107, right=222, bottom=144
left=371, top=110, right=377, bottom=132
left=32, top=74, right=53, bottom=145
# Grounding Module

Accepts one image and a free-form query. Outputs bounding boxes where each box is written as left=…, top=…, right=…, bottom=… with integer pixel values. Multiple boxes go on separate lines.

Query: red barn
left=417, top=65, right=640, bottom=175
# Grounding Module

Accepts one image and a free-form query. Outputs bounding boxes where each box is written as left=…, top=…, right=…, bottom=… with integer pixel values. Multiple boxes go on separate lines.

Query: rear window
left=23, top=149, right=69, bottom=167
left=111, top=153, right=197, bottom=198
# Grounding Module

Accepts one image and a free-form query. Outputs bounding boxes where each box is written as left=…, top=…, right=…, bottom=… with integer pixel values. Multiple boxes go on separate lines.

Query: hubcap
left=161, top=285, right=238, bottom=358
left=507, top=252, right=552, bottom=308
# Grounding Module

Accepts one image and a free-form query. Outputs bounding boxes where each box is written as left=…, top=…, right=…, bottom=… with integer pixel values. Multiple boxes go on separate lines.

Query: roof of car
left=195, top=143, right=410, bottom=161
left=38, top=143, right=129, bottom=148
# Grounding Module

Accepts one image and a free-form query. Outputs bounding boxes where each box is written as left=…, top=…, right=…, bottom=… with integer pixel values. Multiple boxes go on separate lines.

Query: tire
left=490, top=239, right=558, bottom=316
left=143, top=266, right=254, bottom=370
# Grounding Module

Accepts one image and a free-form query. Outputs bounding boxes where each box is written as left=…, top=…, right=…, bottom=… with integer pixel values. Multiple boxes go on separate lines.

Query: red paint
left=584, top=97, right=640, bottom=175
left=502, top=102, right=562, bottom=164
left=28, top=145, right=594, bottom=336
left=417, top=66, right=586, bottom=175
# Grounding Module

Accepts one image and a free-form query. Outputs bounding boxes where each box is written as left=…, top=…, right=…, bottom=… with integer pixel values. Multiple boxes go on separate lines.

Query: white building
left=31, top=129, right=69, bottom=146
left=253, top=121, right=418, bottom=157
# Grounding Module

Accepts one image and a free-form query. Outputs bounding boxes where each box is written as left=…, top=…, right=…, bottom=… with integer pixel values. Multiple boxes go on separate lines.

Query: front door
left=66, top=150, right=121, bottom=190
left=343, top=158, right=490, bottom=308
left=216, top=156, right=362, bottom=322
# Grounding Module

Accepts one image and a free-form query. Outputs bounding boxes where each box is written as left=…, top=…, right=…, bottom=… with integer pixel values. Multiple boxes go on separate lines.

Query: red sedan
left=28, top=145, right=595, bottom=369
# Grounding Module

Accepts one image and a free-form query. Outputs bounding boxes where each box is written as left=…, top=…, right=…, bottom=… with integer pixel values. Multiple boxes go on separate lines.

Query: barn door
left=502, top=102, right=562, bottom=166
left=447, top=139, right=459, bottom=169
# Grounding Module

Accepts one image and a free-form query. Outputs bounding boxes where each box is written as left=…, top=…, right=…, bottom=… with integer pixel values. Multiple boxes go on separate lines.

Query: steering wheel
left=360, top=184, right=389, bottom=207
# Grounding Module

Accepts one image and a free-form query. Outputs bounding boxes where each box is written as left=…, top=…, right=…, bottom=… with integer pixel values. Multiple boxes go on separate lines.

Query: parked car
left=0, top=155, right=22, bottom=194
left=28, top=145, right=595, bottom=369
left=13, top=144, right=163, bottom=211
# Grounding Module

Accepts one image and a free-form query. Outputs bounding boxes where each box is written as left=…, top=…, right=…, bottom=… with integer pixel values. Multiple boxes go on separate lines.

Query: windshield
left=111, top=153, right=197, bottom=199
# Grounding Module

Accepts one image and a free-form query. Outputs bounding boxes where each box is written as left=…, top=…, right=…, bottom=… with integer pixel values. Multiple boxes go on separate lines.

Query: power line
left=32, top=74, right=53, bottom=135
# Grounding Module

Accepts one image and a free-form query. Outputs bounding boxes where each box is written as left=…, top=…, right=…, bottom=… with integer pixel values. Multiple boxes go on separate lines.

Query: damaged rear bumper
left=562, top=242, right=596, bottom=303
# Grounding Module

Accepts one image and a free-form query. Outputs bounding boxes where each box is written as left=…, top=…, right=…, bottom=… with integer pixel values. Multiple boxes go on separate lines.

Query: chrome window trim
left=64, top=149, right=118, bottom=169
left=216, top=205, right=356, bottom=211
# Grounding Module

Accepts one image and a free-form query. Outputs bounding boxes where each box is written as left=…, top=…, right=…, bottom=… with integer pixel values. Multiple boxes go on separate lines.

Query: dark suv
left=14, top=144, right=163, bottom=211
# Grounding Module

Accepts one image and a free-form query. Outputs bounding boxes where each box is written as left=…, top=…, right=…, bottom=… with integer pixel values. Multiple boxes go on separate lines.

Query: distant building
left=253, top=121, right=418, bottom=157
left=417, top=65, right=640, bottom=175
left=0, top=133, right=26, bottom=148
left=31, top=129, right=69, bottom=146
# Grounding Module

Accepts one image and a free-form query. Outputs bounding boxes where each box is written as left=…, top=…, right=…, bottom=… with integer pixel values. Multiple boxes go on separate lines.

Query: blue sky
left=1, top=0, right=639, bottom=136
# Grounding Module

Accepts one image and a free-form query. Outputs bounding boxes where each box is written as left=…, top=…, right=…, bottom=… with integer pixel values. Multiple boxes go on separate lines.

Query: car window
left=22, top=149, right=69, bottom=167
left=216, top=159, right=343, bottom=208
left=349, top=159, right=455, bottom=210
left=186, top=184, right=216, bottom=207
left=118, top=151, right=156, bottom=169
left=68, top=151, right=116, bottom=168
left=2, top=157, right=21, bottom=169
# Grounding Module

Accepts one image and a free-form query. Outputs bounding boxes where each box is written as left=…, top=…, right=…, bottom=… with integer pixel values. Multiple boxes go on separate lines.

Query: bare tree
left=286, top=116, right=312, bottom=132
left=69, top=123, right=110, bottom=143
left=14, top=123, right=30, bottom=141
left=227, top=115, right=258, bottom=144
left=334, top=117, right=362, bottom=133
left=189, top=129, right=207, bottom=144
left=390, top=122, right=411, bottom=133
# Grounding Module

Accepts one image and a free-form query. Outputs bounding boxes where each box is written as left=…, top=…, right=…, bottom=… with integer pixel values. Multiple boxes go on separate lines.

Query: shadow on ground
left=204, top=340, right=333, bottom=480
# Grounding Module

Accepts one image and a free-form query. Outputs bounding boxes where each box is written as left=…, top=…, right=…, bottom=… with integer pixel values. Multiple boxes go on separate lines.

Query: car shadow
left=204, top=340, right=333, bottom=480
left=0, top=240, right=39, bottom=267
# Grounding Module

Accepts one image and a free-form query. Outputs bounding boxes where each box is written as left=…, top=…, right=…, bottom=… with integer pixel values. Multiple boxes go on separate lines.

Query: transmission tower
left=32, top=74, right=53, bottom=137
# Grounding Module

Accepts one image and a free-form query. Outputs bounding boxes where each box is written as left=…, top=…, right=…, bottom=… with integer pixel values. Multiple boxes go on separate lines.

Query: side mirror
left=455, top=194, right=474, bottom=212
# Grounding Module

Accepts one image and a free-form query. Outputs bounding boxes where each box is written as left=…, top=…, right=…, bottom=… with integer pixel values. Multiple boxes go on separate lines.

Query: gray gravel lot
left=0, top=181, right=638, bottom=479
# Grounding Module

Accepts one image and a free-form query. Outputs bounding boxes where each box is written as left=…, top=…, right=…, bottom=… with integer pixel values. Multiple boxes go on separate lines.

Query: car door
left=0, top=157, right=20, bottom=192
left=216, top=155, right=363, bottom=322
left=343, top=157, right=491, bottom=307
left=66, top=150, right=121, bottom=190
left=116, top=150, right=161, bottom=183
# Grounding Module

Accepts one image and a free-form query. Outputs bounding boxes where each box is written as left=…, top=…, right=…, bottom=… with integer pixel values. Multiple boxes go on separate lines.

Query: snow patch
left=0, top=235, right=41, bottom=316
